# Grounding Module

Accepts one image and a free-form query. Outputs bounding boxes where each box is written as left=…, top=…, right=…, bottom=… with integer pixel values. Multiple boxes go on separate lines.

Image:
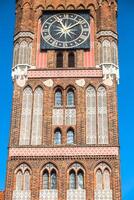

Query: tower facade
left=5, top=0, right=121, bottom=200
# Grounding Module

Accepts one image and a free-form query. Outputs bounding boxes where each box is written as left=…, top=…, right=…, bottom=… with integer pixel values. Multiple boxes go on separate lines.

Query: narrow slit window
left=56, top=52, right=63, bottom=68
left=68, top=52, right=75, bottom=68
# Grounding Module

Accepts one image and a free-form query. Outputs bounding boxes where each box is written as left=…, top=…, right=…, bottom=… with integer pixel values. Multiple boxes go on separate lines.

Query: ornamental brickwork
left=5, top=0, right=121, bottom=200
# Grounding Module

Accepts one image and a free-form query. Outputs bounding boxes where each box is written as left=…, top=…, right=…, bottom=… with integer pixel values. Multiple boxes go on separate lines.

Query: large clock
left=41, top=11, right=90, bottom=50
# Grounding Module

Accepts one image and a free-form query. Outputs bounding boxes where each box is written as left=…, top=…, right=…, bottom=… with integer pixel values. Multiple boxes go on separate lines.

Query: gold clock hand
left=67, top=20, right=83, bottom=30
left=55, top=16, right=66, bottom=29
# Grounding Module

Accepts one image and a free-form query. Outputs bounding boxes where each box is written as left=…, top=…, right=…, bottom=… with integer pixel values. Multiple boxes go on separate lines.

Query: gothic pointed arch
left=19, top=86, right=33, bottom=145
left=102, top=40, right=111, bottom=63
left=31, top=86, right=43, bottom=145
left=94, top=162, right=112, bottom=200
left=97, top=86, right=108, bottom=144
left=86, top=85, right=97, bottom=144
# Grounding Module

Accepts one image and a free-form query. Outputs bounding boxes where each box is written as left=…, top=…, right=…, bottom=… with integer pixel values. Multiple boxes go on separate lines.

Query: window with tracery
left=67, top=89, right=75, bottom=106
left=55, top=89, right=62, bottom=106
left=15, top=164, right=31, bottom=191
left=68, top=52, right=75, bottom=68
left=54, top=129, right=62, bottom=145
left=67, top=129, right=74, bottom=144
left=13, top=43, right=19, bottom=67
left=97, top=86, right=108, bottom=144
left=19, top=87, right=33, bottom=145
left=31, top=87, right=43, bottom=145
left=15, top=41, right=32, bottom=65
left=111, top=41, right=118, bottom=65
left=95, top=163, right=112, bottom=200
left=56, top=52, right=63, bottom=68
left=102, top=40, right=111, bottom=63
left=42, top=163, right=57, bottom=190
left=69, top=163, right=84, bottom=189
left=86, top=86, right=97, bottom=144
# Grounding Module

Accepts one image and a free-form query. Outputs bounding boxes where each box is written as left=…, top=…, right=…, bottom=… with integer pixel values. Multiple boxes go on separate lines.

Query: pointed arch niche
left=94, top=163, right=112, bottom=200
left=40, top=163, right=58, bottom=200
left=67, top=163, right=86, bottom=200
left=13, top=163, right=31, bottom=200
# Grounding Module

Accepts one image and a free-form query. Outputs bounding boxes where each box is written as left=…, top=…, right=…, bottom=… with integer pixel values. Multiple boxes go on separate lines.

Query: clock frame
left=40, top=11, right=90, bottom=50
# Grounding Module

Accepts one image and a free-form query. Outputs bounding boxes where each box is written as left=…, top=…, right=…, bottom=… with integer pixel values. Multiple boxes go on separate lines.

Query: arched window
left=69, top=170, right=76, bottom=189
left=67, top=129, right=74, bottom=144
left=96, top=169, right=103, bottom=190
left=28, top=42, right=32, bottom=65
left=103, top=169, right=110, bottom=190
left=95, top=163, right=111, bottom=194
left=68, top=52, right=75, bottom=68
left=23, top=170, right=30, bottom=190
left=43, top=170, right=49, bottom=189
left=77, top=170, right=84, bottom=189
left=16, top=171, right=23, bottom=190
left=69, top=163, right=85, bottom=190
left=19, top=87, right=33, bottom=145
left=15, top=164, right=31, bottom=191
left=31, top=87, right=43, bottom=145
left=67, top=89, right=75, bottom=106
left=97, top=86, right=108, bottom=144
left=51, top=170, right=57, bottom=189
left=42, top=163, right=58, bottom=190
left=111, top=41, right=118, bottom=65
left=19, top=41, right=29, bottom=64
left=56, top=52, right=63, bottom=68
left=13, top=43, right=19, bottom=67
left=86, top=86, right=96, bottom=144
left=102, top=40, right=111, bottom=63
left=55, top=89, right=62, bottom=106
left=54, top=129, right=62, bottom=145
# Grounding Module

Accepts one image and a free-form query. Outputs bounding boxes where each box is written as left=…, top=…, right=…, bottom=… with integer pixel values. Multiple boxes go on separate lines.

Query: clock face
left=41, top=12, right=90, bottom=50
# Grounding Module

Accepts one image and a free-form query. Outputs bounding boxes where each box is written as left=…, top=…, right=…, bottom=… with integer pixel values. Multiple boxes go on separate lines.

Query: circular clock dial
left=41, top=13, right=90, bottom=49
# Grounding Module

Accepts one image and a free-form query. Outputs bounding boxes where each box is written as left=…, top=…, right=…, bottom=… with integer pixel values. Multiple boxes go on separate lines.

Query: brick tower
left=5, top=0, right=121, bottom=200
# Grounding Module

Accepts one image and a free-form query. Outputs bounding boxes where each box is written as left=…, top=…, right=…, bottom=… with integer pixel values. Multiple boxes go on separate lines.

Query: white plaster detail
left=95, top=189, right=112, bottom=200
left=67, top=189, right=86, bottom=200
left=52, top=108, right=63, bottom=125
left=43, top=79, right=54, bottom=87
left=96, top=31, right=118, bottom=40
left=103, top=78, right=113, bottom=87
left=12, top=64, right=32, bottom=87
left=12, top=191, right=31, bottom=200
left=75, top=79, right=85, bottom=87
left=100, top=63, right=119, bottom=85
left=65, top=108, right=76, bottom=125
left=39, top=190, right=58, bottom=200
left=14, top=32, right=34, bottom=41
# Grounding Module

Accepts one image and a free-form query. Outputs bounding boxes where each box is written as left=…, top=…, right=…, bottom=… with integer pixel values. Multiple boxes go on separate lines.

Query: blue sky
left=0, top=0, right=134, bottom=199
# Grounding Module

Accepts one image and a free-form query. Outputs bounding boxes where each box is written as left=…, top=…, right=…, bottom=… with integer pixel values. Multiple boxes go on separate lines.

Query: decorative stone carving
left=75, top=79, right=85, bottom=87
left=96, top=31, right=118, bottom=40
left=12, top=64, right=31, bottom=87
left=14, top=32, right=34, bottom=41
left=12, top=191, right=31, bottom=200
left=39, top=190, right=58, bottom=200
left=99, top=63, right=119, bottom=85
left=43, top=79, right=54, bottom=87
left=67, top=189, right=86, bottom=200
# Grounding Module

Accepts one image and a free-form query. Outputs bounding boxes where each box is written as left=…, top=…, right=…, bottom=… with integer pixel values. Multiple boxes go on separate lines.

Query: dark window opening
left=68, top=52, right=75, bottom=68
left=56, top=52, right=63, bottom=68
